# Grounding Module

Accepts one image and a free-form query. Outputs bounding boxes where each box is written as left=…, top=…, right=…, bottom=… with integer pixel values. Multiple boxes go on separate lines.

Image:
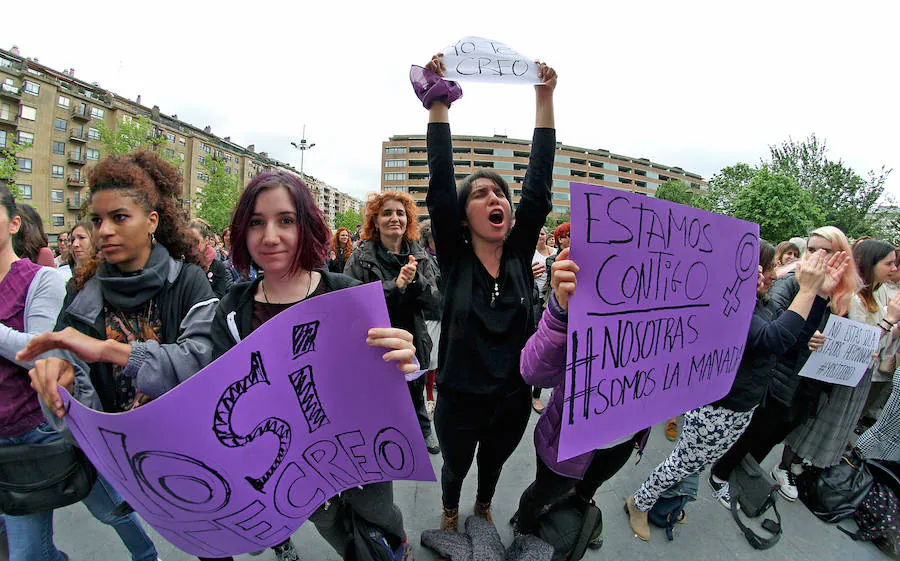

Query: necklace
left=490, top=278, right=501, bottom=309
left=261, top=271, right=314, bottom=304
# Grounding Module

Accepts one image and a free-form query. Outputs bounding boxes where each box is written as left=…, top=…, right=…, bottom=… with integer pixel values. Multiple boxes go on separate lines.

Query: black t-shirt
left=251, top=280, right=329, bottom=331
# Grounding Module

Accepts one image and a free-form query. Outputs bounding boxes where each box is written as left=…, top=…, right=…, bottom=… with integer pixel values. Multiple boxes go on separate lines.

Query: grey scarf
left=96, top=243, right=170, bottom=311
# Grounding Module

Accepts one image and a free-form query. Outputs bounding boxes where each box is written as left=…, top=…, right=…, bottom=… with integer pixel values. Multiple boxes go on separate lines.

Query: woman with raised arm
left=209, top=171, right=418, bottom=561
left=417, top=53, right=557, bottom=530
left=622, top=242, right=846, bottom=541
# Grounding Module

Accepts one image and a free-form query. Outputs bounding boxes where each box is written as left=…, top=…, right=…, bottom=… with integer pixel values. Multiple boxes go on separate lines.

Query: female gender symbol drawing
left=722, top=232, right=758, bottom=317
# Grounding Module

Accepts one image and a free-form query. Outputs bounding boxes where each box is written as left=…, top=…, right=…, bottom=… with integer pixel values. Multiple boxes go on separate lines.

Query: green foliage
left=767, top=134, right=890, bottom=238
left=698, top=163, right=757, bottom=214
left=1, top=142, right=30, bottom=200
left=730, top=169, right=823, bottom=242
left=655, top=179, right=698, bottom=207
left=97, top=114, right=166, bottom=157
left=194, top=156, right=240, bottom=232
left=333, top=209, right=362, bottom=233
left=545, top=210, right=570, bottom=232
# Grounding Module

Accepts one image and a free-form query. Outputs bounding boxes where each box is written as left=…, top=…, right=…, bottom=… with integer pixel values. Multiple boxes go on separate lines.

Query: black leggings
left=515, top=438, right=635, bottom=534
left=712, top=395, right=812, bottom=480
left=433, top=388, right=531, bottom=508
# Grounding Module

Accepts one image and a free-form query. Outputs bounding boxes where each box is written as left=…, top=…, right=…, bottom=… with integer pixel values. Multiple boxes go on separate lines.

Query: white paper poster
left=798, top=315, right=881, bottom=387
left=440, top=36, right=542, bottom=84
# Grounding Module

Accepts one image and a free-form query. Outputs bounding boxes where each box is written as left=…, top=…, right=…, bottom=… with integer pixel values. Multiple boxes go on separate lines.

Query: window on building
left=198, top=155, right=206, bottom=164
left=178, top=137, right=185, bottom=146
left=16, top=131, right=34, bottom=145
left=196, top=171, right=209, bottom=181
left=385, top=160, right=406, bottom=168
left=52, top=141, right=65, bottom=155
left=90, top=107, right=104, bottom=119
left=552, top=192, right=570, bottom=201
left=51, top=189, right=63, bottom=201
left=166, top=133, right=175, bottom=142
left=385, top=147, right=406, bottom=155
left=71, top=169, right=81, bottom=181
left=86, top=148, right=100, bottom=161
left=57, top=95, right=70, bottom=108
left=0, top=103, right=11, bottom=121
left=52, top=165, right=65, bottom=178
left=18, top=185, right=32, bottom=199
left=233, top=156, right=239, bottom=164
left=54, top=118, right=67, bottom=131
left=383, top=172, right=406, bottom=181
left=51, top=214, right=65, bottom=227
left=23, top=80, right=39, bottom=95
left=225, top=166, right=231, bottom=174
left=20, top=105, right=36, bottom=121
left=178, top=152, right=185, bottom=161
left=88, top=127, right=100, bottom=140
left=0, top=130, right=5, bottom=148
left=164, top=148, right=175, bottom=158
left=17, top=158, right=32, bottom=172
left=552, top=205, right=568, bottom=214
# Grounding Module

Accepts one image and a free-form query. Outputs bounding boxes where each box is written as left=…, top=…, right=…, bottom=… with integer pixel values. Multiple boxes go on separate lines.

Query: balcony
left=0, top=83, right=20, bottom=101
left=69, top=130, right=88, bottom=143
left=66, top=176, right=86, bottom=188
left=71, top=106, right=89, bottom=121
left=68, top=152, right=87, bottom=165
left=67, top=198, right=84, bottom=211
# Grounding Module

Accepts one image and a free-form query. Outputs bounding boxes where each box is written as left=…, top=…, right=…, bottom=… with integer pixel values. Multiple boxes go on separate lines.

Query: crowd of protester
left=0, top=53, right=898, bottom=561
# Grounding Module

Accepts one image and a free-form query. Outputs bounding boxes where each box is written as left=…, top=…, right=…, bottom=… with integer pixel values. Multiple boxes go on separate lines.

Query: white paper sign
left=798, top=315, right=881, bottom=387
left=440, top=36, right=541, bottom=84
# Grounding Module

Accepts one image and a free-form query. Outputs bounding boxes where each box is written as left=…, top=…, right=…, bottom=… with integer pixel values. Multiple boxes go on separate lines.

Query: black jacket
left=714, top=294, right=827, bottom=412
left=343, top=240, right=439, bottom=369
left=206, top=258, right=233, bottom=298
left=211, top=271, right=359, bottom=359
left=765, top=272, right=832, bottom=411
left=426, top=122, right=554, bottom=396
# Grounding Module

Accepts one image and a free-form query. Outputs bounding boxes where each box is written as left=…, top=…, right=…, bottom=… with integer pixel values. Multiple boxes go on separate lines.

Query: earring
left=150, top=233, right=157, bottom=245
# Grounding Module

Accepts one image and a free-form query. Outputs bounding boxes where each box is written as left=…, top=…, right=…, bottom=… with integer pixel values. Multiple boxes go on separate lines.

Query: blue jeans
left=0, top=422, right=158, bottom=561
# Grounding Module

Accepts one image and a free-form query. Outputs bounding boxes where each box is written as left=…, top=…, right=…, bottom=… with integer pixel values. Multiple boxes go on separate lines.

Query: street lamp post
left=290, top=125, right=316, bottom=179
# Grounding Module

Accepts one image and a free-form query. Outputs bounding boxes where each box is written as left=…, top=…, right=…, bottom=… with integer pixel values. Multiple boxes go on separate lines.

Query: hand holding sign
left=550, top=247, right=579, bottom=311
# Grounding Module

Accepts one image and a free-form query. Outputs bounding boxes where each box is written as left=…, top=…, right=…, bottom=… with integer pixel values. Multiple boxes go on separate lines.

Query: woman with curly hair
left=344, top=191, right=441, bottom=454
left=327, top=226, right=353, bottom=273
left=19, top=149, right=220, bottom=561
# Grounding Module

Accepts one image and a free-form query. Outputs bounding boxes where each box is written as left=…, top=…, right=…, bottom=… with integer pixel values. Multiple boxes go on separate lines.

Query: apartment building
left=381, top=134, right=706, bottom=220
left=0, top=46, right=358, bottom=240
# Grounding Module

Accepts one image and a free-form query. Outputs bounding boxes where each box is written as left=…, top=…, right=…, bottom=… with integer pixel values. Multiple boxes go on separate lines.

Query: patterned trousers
left=633, top=404, right=754, bottom=511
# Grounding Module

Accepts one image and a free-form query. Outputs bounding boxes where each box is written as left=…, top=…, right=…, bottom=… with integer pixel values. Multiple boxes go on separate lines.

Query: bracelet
left=885, top=318, right=897, bottom=326
left=879, top=320, right=893, bottom=331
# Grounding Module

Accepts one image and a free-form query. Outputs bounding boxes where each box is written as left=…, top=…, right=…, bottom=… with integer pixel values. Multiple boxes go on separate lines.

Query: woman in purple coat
left=512, top=247, right=648, bottom=538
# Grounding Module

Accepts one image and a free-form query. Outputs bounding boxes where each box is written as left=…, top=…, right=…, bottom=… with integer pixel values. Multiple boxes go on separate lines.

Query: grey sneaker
left=274, top=538, right=301, bottom=561
left=425, top=431, right=440, bottom=454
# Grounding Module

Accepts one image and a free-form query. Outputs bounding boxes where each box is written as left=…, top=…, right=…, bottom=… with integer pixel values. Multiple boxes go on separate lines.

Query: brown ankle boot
left=473, top=501, right=494, bottom=524
left=440, top=506, right=459, bottom=532
left=625, top=496, right=650, bottom=541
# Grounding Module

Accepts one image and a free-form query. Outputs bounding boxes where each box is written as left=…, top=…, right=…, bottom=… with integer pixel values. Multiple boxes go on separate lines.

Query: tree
left=1, top=142, right=30, bottom=200
left=193, top=156, right=240, bottom=232
left=698, top=163, right=757, bottom=215
left=655, top=179, right=698, bottom=207
left=97, top=114, right=166, bottom=157
left=768, top=134, right=891, bottom=238
left=333, top=209, right=362, bottom=233
left=544, top=209, right=570, bottom=232
left=730, top=169, right=823, bottom=243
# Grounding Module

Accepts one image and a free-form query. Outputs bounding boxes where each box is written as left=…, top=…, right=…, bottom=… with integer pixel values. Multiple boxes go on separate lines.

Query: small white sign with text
left=798, top=315, right=881, bottom=387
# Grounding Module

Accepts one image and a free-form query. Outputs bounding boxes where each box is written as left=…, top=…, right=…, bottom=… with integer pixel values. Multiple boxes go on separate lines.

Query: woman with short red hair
left=345, top=191, right=441, bottom=454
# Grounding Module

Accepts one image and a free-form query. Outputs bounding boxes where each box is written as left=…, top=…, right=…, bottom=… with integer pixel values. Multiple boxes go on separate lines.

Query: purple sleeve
left=520, top=292, right=568, bottom=388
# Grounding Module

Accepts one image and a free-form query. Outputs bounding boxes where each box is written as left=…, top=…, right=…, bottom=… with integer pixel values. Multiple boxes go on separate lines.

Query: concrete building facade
left=0, top=46, right=359, bottom=241
left=381, top=134, right=705, bottom=220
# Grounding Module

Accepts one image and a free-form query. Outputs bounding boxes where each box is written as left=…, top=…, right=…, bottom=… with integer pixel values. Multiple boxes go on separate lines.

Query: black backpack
left=797, top=454, right=873, bottom=523
left=728, top=455, right=782, bottom=550
left=343, top=503, right=405, bottom=561
left=648, top=495, right=688, bottom=541
left=535, top=496, right=603, bottom=561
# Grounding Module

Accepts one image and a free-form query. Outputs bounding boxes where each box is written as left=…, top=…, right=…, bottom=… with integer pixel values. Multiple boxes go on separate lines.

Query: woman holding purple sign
left=209, top=171, right=419, bottom=561
left=624, top=241, right=848, bottom=541
left=413, top=53, right=557, bottom=531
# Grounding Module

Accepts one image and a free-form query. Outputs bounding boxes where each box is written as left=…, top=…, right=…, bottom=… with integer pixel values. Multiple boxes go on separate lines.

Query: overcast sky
left=15, top=1, right=899, bottom=201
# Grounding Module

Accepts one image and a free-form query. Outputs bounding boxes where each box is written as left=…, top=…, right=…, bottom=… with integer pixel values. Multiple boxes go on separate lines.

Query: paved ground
left=3, top=414, right=887, bottom=561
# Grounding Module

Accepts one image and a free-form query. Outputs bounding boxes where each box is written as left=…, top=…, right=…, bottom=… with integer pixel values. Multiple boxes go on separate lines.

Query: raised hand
left=535, top=61, right=558, bottom=93
left=795, top=250, right=828, bottom=294
left=396, top=255, right=418, bottom=290
left=819, top=251, right=850, bottom=298
left=426, top=53, right=446, bottom=76
left=366, top=328, right=417, bottom=374
left=550, top=248, right=579, bottom=311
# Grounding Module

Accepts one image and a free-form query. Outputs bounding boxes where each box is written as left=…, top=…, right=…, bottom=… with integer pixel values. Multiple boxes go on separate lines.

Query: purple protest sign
left=61, top=282, right=436, bottom=557
left=558, top=184, right=759, bottom=462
